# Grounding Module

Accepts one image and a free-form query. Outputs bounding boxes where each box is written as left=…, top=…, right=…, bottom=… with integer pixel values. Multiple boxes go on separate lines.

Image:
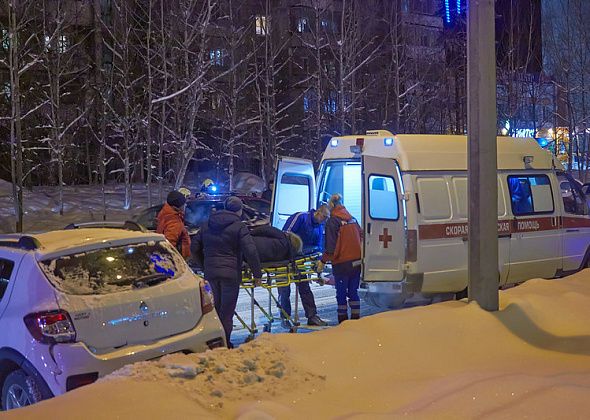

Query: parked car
left=0, top=224, right=225, bottom=410
left=133, top=195, right=270, bottom=233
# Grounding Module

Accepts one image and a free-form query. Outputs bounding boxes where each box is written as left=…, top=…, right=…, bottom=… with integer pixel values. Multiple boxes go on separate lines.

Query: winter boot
left=307, top=315, right=328, bottom=327
left=350, top=312, right=360, bottom=320
left=338, top=313, right=348, bottom=324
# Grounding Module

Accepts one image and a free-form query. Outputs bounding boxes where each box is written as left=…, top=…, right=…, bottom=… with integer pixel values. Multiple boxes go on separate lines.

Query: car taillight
left=199, top=279, right=215, bottom=314
left=406, top=229, right=417, bottom=262
left=24, top=310, right=76, bottom=344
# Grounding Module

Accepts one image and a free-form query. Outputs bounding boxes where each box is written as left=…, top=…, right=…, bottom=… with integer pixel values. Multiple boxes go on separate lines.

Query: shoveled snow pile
left=11, top=271, right=590, bottom=419
left=108, top=336, right=322, bottom=411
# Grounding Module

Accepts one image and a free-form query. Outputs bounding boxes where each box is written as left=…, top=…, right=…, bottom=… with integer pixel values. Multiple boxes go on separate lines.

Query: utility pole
left=467, top=0, right=499, bottom=311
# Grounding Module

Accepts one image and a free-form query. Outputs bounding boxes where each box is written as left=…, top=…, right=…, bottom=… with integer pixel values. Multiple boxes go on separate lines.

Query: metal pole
left=467, top=0, right=499, bottom=311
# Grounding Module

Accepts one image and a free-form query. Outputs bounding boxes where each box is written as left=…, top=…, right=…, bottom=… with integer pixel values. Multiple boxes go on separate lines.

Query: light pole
left=467, top=0, right=499, bottom=311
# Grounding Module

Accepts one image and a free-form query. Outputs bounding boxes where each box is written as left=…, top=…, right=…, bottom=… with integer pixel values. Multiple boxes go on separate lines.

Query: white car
left=0, top=224, right=225, bottom=410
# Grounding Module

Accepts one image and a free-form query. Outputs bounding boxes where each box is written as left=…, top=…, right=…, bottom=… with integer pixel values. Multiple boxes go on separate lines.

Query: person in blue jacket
left=280, top=206, right=330, bottom=327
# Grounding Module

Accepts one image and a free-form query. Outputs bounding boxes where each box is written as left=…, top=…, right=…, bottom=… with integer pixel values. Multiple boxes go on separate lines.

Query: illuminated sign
left=514, top=128, right=536, bottom=138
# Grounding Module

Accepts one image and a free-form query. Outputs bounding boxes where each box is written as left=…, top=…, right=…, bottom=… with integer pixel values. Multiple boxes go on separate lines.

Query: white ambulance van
left=271, top=130, right=590, bottom=307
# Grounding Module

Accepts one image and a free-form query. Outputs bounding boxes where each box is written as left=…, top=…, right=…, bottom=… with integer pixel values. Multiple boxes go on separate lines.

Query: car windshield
left=40, top=241, right=184, bottom=295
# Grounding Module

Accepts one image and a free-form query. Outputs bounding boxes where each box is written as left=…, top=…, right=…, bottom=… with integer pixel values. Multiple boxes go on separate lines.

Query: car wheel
left=1, top=369, right=43, bottom=410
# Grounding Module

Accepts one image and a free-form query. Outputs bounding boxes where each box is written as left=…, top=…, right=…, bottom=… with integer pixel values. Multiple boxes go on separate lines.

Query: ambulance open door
left=271, top=157, right=316, bottom=230
left=362, top=156, right=406, bottom=281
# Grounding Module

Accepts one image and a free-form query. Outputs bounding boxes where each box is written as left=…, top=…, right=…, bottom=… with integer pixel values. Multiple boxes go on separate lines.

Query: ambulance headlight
left=384, top=137, right=394, bottom=146
left=330, top=139, right=339, bottom=147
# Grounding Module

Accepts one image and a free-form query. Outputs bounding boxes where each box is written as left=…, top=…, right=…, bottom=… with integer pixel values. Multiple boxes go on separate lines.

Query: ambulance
left=271, top=130, right=590, bottom=307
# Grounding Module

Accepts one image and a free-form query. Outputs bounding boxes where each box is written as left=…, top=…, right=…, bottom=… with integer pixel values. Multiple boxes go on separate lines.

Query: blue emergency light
left=210, top=185, right=218, bottom=193
left=330, top=139, right=339, bottom=147
left=384, top=138, right=394, bottom=146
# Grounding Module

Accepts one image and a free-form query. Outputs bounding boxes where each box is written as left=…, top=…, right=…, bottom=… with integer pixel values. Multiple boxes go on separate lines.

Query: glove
left=254, top=278, right=262, bottom=287
left=315, top=275, right=325, bottom=286
left=316, top=261, right=325, bottom=273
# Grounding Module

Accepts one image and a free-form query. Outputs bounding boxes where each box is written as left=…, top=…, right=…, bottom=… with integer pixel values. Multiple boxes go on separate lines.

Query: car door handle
left=566, top=229, right=580, bottom=233
left=367, top=222, right=371, bottom=234
left=498, top=234, right=512, bottom=239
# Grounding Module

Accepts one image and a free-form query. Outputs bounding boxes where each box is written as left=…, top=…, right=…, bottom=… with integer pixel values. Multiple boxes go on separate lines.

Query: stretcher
left=236, top=252, right=323, bottom=342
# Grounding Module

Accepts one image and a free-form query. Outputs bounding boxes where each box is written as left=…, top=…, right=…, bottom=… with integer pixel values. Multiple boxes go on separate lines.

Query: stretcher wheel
left=245, top=334, right=256, bottom=343
left=263, top=324, right=271, bottom=333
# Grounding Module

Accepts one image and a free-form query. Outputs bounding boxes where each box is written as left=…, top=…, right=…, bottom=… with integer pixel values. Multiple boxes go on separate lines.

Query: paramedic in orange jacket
left=156, top=190, right=191, bottom=258
left=319, top=193, right=363, bottom=323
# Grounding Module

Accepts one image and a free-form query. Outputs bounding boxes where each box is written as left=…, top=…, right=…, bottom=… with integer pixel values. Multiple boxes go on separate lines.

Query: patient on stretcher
left=250, top=225, right=303, bottom=265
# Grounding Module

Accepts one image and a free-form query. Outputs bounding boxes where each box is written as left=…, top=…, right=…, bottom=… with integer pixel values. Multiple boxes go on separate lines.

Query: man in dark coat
left=279, top=206, right=329, bottom=327
left=192, top=196, right=262, bottom=347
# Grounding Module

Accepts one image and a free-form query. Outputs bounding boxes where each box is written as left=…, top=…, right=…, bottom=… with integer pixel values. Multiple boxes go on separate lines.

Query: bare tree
left=2, top=0, right=44, bottom=231
left=152, top=0, right=217, bottom=190
left=210, top=0, right=258, bottom=190
left=40, top=0, right=88, bottom=215
left=544, top=0, right=590, bottom=178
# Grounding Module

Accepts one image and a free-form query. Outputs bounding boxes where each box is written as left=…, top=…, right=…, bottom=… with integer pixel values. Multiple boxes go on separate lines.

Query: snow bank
left=11, top=272, right=590, bottom=419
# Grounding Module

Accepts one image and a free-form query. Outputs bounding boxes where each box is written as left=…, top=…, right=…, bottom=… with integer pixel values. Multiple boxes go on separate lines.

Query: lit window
left=43, top=34, right=69, bottom=53
left=209, top=49, right=226, bottom=66
left=255, top=15, right=268, bottom=36
left=296, top=17, right=309, bottom=33
left=0, top=29, right=9, bottom=50
left=324, top=91, right=337, bottom=114
left=1, top=82, right=10, bottom=99
left=58, top=35, right=68, bottom=54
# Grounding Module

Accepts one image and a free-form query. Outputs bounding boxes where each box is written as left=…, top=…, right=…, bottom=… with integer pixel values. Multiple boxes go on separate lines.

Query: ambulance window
left=508, top=175, right=554, bottom=215
left=368, top=175, right=398, bottom=220
left=417, top=178, right=451, bottom=220
left=277, top=174, right=311, bottom=216
left=452, top=177, right=506, bottom=219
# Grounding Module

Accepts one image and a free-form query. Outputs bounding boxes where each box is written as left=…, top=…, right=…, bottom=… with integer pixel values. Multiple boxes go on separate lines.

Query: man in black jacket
left=192, top=196, right=262, bottom=347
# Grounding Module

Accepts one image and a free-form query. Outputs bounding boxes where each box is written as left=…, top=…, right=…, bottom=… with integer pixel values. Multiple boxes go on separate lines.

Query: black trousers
left=278, top=281, right=317, bottom=319
left=208, top=276, right=241, bottom=347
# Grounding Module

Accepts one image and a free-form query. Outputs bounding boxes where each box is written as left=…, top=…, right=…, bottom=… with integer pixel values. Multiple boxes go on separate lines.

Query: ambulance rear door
left=362, top=156, right=406, bottom=281
left=271, top=157, right=316, bottom=230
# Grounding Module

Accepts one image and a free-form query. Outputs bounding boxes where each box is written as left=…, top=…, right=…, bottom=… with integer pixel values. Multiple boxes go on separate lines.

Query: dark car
left=133, top=195, right=270, bottom=234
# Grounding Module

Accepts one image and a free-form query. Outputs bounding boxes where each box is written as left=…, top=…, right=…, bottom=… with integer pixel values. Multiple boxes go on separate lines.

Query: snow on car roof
left=30, top=228, right=164, bottom=255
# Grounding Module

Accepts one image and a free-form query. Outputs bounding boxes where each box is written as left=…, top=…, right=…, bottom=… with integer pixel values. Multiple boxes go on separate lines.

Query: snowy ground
left=10, top=270, right=590, bottom=419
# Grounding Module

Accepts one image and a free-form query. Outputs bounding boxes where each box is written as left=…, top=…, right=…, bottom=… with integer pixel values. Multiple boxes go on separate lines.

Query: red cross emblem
left=379, top=228, right=393, bottom=248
